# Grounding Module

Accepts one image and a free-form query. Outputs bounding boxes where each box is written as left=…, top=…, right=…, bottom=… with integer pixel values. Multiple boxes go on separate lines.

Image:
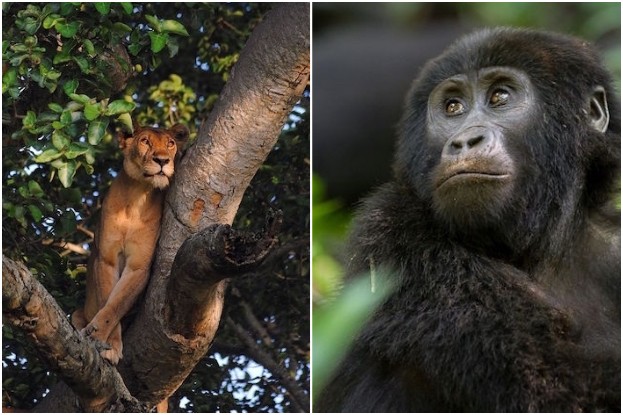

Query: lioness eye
left=140, top=137, right=150, bottom=146
left=168, top=140, right=175, bottom=148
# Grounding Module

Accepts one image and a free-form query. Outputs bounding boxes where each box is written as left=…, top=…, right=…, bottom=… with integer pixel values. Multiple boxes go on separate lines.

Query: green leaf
left=46, top=69, right=62, bottom=81
left=23, top=18, right=41, bottom=35
left=57, top=160, right=77, bottom=188
left=105, top=99, right=135, bottom=115
left=60, top=3, right=77, bottom=15
left=65, top=142, right=90, bottom=159
left=56, top=21, right=79, bottom=38
left=23, top=111, right=37, bottom=130
left=167, top=37, right=179, bottom=58
left=63, top=79, right=78, bottom=96
left=28, top=180, right=45, bottom=197
left=18, top=185, right=29, bottom=198
left=43, top=14, right=61, bottom=29
left=83, top=39, right=95, bottom=56
left=149, top=32, right=168, bottom=53
left=48, top=103, right=64, bottom=113
left=52, top=130, right=70, bottom=150
left=117, top=112, right=133, bottom=131
left=37, top=112, right=59, bottom=123
left=127, top=42, right=142, bottom=56
left=34, top=148, right=63, bottom=163
left=88, top=118, right=109, bottom=145
left=73, top=56, right=90, bottom=74
left=112, top=22, right=132, bottom=34
left=120, top=2, right=133, bottom=14
left=2, top=67, right=17, bottom=92
left=145, top=14, right=162, bottom=32
left=14, top=205, right=26, bottom=227
left=161, top=19, right=189, bottom=36
left=53, top=49, right=72, bottom=64
left=84, top=164, right=94, bottom=174
left=60, top=110, right=73, bottom=125
left=84, top=101, right=101, bottom=121
left=28, top=205, right=43, bottom=222
left=68, top=93, right=90, bottom=104
left=94, top=3, right=111, bottom=15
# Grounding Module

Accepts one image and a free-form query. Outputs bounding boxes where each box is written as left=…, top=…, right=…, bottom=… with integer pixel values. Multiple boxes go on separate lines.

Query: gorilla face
left=394, top=28, right=617, bottom=252
left=426, top=67, right=536, bottom=229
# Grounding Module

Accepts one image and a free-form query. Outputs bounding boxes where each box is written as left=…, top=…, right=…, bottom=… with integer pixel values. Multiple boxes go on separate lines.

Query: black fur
left=316, top=27, right=620, bottom=412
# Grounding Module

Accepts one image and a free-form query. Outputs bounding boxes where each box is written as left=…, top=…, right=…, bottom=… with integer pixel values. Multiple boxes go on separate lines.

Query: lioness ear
left=118, top=120, right=139, bottom=150
left=117, top=130, right=134, bottom=150
left=169, top=123, right=190, bottom=144
left=132, top=118, right=141, bottom=135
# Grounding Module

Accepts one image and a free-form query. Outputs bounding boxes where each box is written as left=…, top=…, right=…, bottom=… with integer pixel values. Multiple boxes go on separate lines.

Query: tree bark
left=4, top=2, right=310, bottom=412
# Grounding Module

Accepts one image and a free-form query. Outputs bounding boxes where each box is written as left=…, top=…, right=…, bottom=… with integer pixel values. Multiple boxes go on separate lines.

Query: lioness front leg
left=100, top=323, right=123, bottom=365
left=86, top=263, right=151, bottom=364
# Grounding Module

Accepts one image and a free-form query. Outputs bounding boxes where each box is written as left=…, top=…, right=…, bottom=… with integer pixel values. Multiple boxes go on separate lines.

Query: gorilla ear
left=588, top=86, right=609, bottom=133
left=169, top=123, right=190, bottom=144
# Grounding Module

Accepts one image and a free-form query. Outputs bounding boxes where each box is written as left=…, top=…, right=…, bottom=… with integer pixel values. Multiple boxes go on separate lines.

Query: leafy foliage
left=2, top=2, right=308, bottom=412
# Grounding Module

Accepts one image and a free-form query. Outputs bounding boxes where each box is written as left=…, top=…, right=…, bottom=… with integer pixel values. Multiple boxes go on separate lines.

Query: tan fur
left=72, top=123, right=189, bottom=366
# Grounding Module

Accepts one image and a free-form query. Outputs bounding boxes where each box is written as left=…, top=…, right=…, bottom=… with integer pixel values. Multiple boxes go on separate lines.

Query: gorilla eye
left=489, top=89, right=510, bottom=107
left=445, top=99, right=465, bottom=115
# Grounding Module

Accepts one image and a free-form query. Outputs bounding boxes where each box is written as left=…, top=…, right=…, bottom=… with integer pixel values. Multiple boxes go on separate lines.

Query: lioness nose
left=154, top=156, right=170, bottom=167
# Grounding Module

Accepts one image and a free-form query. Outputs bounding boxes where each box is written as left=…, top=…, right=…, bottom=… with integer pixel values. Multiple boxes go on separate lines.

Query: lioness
left=72, top=122, right=189, bottom=365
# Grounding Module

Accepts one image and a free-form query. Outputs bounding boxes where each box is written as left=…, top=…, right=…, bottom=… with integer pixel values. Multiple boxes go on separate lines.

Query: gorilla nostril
left=467, top=135, right=484, bottom=148
left=448, top=134, right=486, bottom=154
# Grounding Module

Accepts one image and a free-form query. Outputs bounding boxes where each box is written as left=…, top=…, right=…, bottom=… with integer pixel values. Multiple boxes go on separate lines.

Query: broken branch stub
left=165, top=210, right=283, bottom=337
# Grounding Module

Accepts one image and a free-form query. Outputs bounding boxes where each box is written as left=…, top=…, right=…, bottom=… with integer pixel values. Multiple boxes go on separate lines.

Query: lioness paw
left=100, top=348, right=123, bottom=365
left=82, top=322, right=99, bottom=336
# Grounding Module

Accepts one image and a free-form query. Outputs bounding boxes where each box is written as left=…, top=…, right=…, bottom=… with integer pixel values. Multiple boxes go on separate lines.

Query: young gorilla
left=72, top=123, right=189, bottom=365
left=317, top=28, right=620, bottom=412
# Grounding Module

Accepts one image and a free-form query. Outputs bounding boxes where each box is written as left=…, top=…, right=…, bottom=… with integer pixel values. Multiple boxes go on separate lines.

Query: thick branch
left=2, top=257, right=144, bottom=412
left=166, top=213, right=281, bottom=337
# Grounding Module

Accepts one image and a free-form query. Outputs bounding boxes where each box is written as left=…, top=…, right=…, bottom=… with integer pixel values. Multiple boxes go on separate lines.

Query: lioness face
left=120, top=124, right=189, bottom=189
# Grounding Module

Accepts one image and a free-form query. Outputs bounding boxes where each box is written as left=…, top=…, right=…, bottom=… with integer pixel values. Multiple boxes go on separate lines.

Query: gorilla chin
left=432, top=154, right=515, bottom=228
left=433, top=170, right=515, bottom=229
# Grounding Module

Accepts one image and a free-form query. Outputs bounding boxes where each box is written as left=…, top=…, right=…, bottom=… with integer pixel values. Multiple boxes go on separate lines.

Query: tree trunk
left=2, top=3, right=309, bottom=412
left=121, top=2, right=309, bottom=408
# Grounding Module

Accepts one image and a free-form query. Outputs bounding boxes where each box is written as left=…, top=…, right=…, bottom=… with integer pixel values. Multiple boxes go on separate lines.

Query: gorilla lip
left=437, top=171, right=510, bottom=188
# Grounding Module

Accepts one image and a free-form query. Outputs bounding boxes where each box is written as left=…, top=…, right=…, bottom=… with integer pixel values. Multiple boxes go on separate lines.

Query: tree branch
left=227, top=315, right=309, bottom=412
left=165, top=213, right=281, bottom=337
left=2, top=257, right=145, bottom=412
left=231, top=286, right=274, bottom=348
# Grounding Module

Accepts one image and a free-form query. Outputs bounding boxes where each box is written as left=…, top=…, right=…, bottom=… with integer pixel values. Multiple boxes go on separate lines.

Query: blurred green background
left=312, top=1, right=621, bottom=405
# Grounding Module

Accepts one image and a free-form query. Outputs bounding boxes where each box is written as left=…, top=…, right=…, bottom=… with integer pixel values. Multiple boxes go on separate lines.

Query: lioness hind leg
left=100, top=323, right=123, bottom=365
left=156, top=399, right=168, bottom=413
left=71, top=308, right=87, bottom=330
